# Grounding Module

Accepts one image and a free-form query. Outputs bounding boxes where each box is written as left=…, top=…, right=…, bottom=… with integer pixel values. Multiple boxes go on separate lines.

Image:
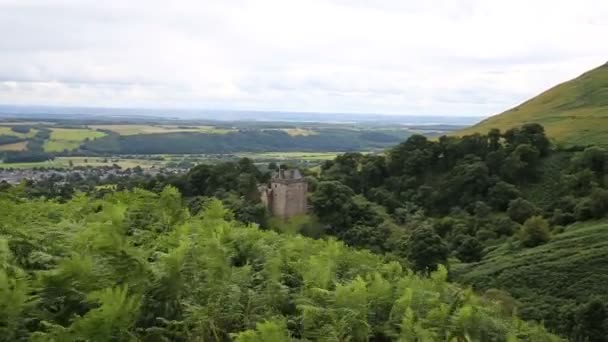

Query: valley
left=1, top=65, right=608, bottom=342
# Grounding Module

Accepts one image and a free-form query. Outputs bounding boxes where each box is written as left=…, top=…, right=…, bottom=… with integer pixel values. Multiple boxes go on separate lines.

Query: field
left=453, top=220, right=608, bottom=327
left=0, top=119, right=415, bottom=157
left=264, top=128, right=318, bottom=136
left=0, top=152, right=344, bottom=169
left=0, top=126, right=39, bottom=138
left=0, top=141, right=28, bottom=151
left=236, top=151, right=338, bottom=160
left=89, top=124, right=234, bottom=135
left=43, top=128, right=107, bottom=152
left=0, top=156, right=164, bottom=169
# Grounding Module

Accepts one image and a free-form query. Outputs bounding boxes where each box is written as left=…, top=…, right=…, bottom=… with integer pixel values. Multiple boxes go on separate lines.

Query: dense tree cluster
left=312, top=124, right=554, bottom=262
left=310, top=124, right=608, bottom=339
left=0, top=187, right=559, bottom=341
left=80, top=129, right=404, bottom=155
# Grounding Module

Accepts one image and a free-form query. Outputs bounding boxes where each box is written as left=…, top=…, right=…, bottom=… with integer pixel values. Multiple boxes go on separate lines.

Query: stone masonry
left=259, top=169, right=308, bottom=219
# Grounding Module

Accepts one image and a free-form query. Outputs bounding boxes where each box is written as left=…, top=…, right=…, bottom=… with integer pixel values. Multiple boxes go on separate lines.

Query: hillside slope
left=457, top=62, right=608, bottom=146
left=453, top=220, right=608, bottom=334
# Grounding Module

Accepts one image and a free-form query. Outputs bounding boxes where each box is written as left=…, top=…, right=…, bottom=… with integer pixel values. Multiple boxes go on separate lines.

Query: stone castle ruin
left=259, top=169, right=308, bottom=218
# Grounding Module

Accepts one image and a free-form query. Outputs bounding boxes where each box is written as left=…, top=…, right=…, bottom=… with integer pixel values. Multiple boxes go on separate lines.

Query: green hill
left=452, top=220, right=608, bottom=335
left=457, top=62, right=608, bottom=146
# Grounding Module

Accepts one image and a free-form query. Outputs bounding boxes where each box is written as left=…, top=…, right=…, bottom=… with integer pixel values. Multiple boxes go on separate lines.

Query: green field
left=453, top=220, right=608, bottom=329
left=0, top=126, right=39, bottom=138
left=236, top=151, right=340, bottom=160
left=0, top=152, right=344, bottom=169
left=456, top=62, right=608, bottom=146
left=262, top=128, right=318, bottom=136
left=0, top=156, right=163, bottom=169
left=89, top=124, right=234, bottom=135
left=43, top=128, right=107, bottom=152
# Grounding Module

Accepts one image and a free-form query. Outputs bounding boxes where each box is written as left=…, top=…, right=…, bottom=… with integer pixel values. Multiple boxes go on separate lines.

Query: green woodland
left=0, top=187, right=558, bottom=341
left=2, top=123, right=608, bottom=341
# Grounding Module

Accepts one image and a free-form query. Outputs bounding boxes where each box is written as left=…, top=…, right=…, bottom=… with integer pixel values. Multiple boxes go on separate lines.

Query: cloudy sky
left=0, top=0, right=607, bottom=116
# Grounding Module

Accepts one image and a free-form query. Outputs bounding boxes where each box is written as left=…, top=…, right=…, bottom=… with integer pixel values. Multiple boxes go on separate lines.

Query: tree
left=588, top=187, right=608, bottom=219
left=310, top=181, right=355, bottom=230
left=573, top=146, right=608, bottom=182
left=487, top=128, right=502, bottom=151
left=388, top=134, right=433, bottom=176
left=521, top=123, right=551, bottom=156
left=507, top=198, right=538, bottom=224
left=456, top=236, right=484, bottom=262
left=407, top=226, right=448, bottom=273
left=519, top=216, right=551, bottom=247
left=502, top=144, right=541, bottom=183
left=571, top=298, right=608, bottom=342
left=488, top=181, right=521, bottom=211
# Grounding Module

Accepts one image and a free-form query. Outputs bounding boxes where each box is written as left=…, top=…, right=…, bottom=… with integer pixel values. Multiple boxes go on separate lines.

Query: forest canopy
left=0, top=186, right=559, bottom=341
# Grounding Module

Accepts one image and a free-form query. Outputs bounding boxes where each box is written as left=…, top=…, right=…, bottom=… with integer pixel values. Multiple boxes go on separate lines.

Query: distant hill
left=457, top=62, right=608, bottom=146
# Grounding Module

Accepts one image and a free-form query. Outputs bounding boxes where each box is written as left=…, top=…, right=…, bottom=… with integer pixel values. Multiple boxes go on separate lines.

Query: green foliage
left=488, top=181, right=522, bottom=211
left=569, top=298, right=608, bottom=342
left=81, top=128, right=404, bottom=154
left=507, top=198, right=538, bottom=224
left=232, top=318, right=291, bottom=342
left=0, top=188, right=559, bottom=341
left=456, top=236, right=484, bottom=262
left=268, top=214, right=324, bottom=238
left=453, top=220, right=608, bottom=337
left=518, top=216, right=551, bottom=247
left=407, top=226, right=448, bottom=273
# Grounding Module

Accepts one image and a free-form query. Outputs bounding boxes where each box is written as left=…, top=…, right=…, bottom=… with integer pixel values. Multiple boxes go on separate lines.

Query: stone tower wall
left=270, top=180, right=308, bottom=218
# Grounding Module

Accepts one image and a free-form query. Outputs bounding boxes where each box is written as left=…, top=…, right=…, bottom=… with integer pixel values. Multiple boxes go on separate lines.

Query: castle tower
left=260, top=169, right=308, bottom=219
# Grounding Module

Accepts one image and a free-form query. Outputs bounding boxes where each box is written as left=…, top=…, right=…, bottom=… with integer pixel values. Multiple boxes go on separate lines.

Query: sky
left=0, top=0, right=607, bottom=117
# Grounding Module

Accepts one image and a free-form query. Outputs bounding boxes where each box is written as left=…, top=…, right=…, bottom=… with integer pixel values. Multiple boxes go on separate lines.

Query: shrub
left=519, top=216, right=551, bottom=247
left=492, top=216, right=518, bottom=237
left=488, top=181, right=521, bottom=211
left=551, top=209, right=576, bottom=226
left=456, top=236, right=484, bottom=262
left=507, top=198, right=538, bottom=224
left=574, top=198, right=595, bottom=221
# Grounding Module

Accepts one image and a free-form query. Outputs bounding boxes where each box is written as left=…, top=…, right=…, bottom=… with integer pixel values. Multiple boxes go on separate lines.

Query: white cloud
left=0, top=0, right=606, bottom=115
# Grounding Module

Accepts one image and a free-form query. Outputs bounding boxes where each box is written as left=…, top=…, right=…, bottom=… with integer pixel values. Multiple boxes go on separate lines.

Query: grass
left=453, top=220, right=608, bottom=325
left=0, top=152, right=345, bottom=169
left=456, top=62, right=608, bottom=147
left=43, top=128, right=107, bottom=152
left=278, top=128, right=318, bottom=136
left=89, top=124, right=234, bottom=135
left=236, top=152, right=339, bottom=160
left=0, top=157, right=164, bottom=169
left=0, top=141, right=28, bottom=151
left=0, top=126, right=39, bottom=138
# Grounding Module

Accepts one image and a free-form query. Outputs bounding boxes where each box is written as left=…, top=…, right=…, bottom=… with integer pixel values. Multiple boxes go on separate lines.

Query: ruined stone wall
left=270, top=180, right=307, bottom=218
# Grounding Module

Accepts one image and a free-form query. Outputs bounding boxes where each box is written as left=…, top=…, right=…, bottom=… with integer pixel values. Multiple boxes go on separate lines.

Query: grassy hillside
left=43, top=127, right=107, bottom=152
left=457, top=62, right=608, bottom=146
left=453, top=220, right=608, bottom=331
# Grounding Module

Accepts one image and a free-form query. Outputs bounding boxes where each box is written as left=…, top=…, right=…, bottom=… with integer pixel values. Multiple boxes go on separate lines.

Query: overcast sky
left=0, top=0, right=607, bottom=116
